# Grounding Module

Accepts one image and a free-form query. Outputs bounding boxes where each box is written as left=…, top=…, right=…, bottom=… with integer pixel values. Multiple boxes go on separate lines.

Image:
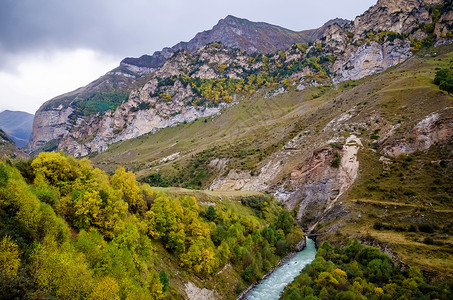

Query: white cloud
left=0, top=49, right=119, bottom=114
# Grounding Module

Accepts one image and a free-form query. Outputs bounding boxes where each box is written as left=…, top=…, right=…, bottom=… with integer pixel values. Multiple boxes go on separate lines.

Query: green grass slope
left=312, top=46, right=453, bottom=275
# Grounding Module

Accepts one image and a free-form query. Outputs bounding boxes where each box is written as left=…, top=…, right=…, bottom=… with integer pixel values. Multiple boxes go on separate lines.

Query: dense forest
left=281, top=240, right=453, bottom=300
left=0, top=152, right=304, bottom=299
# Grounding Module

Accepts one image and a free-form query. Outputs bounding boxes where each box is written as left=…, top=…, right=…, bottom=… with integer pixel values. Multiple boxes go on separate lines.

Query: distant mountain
left=0, top=110, right=34, bottom=148
left=119, top=16, right=349, bottom=74
left=0, top=128, right=28, bottom=159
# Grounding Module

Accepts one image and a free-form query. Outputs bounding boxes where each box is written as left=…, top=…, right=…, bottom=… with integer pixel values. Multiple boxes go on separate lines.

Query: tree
left=319, top=286, right=330, bottom=299
left=217, top=241, right=231, bottom=266
left=206, top=205, right=217, bottom=221
left=434, top=68, right=451, bottom=85
left=0, top=236, right=20, bottom=278
left=95, top=188, right=128, bottom=239
left=316, top=272, right=339, bottom=287
left=240, top=215, right=260, bottom=233
left=159, top=270, right=169, bottom=292
left=262, top=226, right=276, bottom=244
left=73, top=190, right=102, bottom=229
left=149, top=274, right=165, bottom=299
left=0, top=168, right=41, bottom=232
left=31, top=242, right=94, bottom=300
left=111, top=167, right=146, bottom=214
left=212, top=224, right=227, bottom=246
left=218, top=63, right=228, bottom=74
left=276, top=210, right=293, bottom=234
left=167, top=229, right=185, bottom=254
left=31, top=152, right=80, bottom=189
left=439, top=78, right=453, bottom=94
left=180, top=239, right=218, bottom=276
left=89, top=277, right=120, bottom=300
left=434, top=68, right=453, bottom=95
left=331, top=152, right=341, bottom=168
left=282, top=78, right=292, bottom=89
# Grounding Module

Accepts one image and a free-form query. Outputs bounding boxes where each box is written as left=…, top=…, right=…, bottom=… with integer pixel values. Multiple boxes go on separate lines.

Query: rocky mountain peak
left=219, top=15, right=247, bottom=26
left=322, top=18, right=350, bottom=27
left=117, top=15, right=347, bottom=76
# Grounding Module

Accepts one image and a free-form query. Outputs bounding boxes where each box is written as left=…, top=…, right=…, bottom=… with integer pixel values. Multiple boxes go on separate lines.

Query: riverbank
left=237, top=238, right=315, bottom=300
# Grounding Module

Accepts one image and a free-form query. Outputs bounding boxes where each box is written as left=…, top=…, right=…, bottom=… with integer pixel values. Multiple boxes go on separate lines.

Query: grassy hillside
left=312, top=46, right=453, bottom=275
left=317, top=147, right=453, bottom=275
left=91, top=45, right=453, bottom=191
left=90, top=77, right=354, bottom=188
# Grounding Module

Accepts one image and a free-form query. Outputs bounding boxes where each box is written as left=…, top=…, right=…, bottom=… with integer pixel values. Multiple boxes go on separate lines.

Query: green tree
left=159, top=270, right=169, bottom=292
left=206, top=205, right=217, bottom=221
left=73, top=190, right=102, bottom=229
left=31, top=242, right=94, bottom=300
left=31, top=152, right=80, bottom=189
left=0, top=236, right=20, bottom=278
left=89, top=277, right=120, bottom=300
left=111, top=167, right=146, bottom=214
left=434, top=68, right=453, bottom=94
left=276, top=210, right=293, bottom=234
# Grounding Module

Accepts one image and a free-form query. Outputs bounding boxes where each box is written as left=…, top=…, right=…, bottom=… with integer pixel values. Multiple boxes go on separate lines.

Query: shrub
left=423, top=237, right=434, bottom=245
left=434, top=68, right=453, bottom=94
left=419, top=223, right=436, bottom=233
left=331, top=152, right=341, bottom=168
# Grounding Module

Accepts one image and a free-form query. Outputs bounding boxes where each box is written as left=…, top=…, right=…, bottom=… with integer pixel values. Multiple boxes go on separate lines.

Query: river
left=243, top=238, right=316, bottom=300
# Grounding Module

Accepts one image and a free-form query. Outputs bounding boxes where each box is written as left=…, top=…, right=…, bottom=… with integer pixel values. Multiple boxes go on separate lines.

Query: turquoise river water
left=244, top=238, right=316, bottom=300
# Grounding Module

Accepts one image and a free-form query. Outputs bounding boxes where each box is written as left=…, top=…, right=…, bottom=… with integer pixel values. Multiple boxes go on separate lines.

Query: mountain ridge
left=120, top=16, right=350, bottom=74
left=0, top=110, right=34, bottom=148
left=0, top=127, right=29, bottom=159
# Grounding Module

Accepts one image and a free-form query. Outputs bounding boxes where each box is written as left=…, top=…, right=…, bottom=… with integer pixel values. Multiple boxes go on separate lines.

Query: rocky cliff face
left=352, top=0, right=435, bottom=36
left=382, top=108, right=453, bottom=157
left=28, top=72, right=135, bottom=153
left=28, top=0, right=453, bottom=157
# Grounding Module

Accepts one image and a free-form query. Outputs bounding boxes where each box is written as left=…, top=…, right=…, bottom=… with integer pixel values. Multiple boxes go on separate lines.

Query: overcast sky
left=0, top=0, right=376, bottom=114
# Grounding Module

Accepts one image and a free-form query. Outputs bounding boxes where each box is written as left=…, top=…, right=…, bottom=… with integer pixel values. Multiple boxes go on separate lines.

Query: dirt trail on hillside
left=353, top=199, right=453, bottom=213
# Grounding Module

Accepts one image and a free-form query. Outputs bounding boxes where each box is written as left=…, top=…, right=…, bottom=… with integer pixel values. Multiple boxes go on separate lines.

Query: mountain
left=0, top=128, right=28, bottom=159
left=28, top=0, right=452, bottom=156
left=82, top=0, right=452, bottom=277
left=119, top=16, right=349, bottom=75
left=0, top=110, right=34, bottom=148
left=26, top=15, right=348, bottom=154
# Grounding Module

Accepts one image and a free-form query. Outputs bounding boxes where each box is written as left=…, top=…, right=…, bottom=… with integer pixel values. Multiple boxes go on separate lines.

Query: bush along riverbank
left=281, top=240, right=453, bottom=300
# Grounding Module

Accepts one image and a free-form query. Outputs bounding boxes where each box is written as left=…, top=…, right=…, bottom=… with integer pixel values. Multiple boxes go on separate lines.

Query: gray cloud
left=0, top=0, right=376, bottom=71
